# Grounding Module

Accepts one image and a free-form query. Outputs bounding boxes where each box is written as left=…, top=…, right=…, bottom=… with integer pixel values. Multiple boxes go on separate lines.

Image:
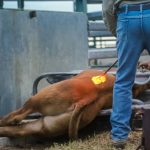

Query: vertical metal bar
left=100, top=37, right=102, bottom=48
left=74, top=0, right=87, bottom=13
left=94, top=37, right=96, bottom=48
left=18, top=0, right=24, bottom=9
left=0, top=0, right=4, bottom=9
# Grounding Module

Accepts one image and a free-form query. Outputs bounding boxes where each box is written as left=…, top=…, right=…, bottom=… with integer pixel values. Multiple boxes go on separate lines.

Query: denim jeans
left=110, top=4, right=150, bottom=141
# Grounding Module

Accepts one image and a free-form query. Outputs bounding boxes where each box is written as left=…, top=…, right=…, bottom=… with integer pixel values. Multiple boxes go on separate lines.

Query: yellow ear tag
left=91, top=75, right=106, bottom=85
left=100, top=76, right=106, bottom=83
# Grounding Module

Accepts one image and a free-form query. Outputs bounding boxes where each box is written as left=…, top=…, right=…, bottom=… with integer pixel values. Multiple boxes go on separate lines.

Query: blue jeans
left=110, top=4, right=150, bottom=141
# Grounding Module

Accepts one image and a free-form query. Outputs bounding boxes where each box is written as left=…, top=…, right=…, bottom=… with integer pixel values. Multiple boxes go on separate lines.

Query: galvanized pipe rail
left=88, top=49, right=149, bottom=60
left=2, top=0, right=102, bottom=2
left=1, top=0, right=111, bottom=46
left=2, top=1, right=148, bottom=63
left=32, top=71, right=150, bottom=95
left=1, top=0, right=102, bottom=11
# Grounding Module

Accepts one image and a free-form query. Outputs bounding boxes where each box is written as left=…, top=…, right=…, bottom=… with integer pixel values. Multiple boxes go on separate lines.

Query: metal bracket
left=32, top=71, right=80, bottom=95
left=0, top=0, right=3, bottom=9
left=17, top=0, right=24, bottom=9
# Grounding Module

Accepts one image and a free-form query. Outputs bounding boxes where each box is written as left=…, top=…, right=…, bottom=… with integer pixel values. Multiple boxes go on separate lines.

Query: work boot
left=111, top=139, right=127, bottom=149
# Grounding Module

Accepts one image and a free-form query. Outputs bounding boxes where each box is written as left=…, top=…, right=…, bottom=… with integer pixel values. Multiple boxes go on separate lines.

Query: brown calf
left=0, top=69, right=149, bottom=139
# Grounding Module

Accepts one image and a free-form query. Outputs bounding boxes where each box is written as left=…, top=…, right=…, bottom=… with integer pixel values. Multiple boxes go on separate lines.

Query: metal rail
left=32, top=72, right=79, bottom=95
left=3, top=0, right=73, bottom=2
left=100, top=104, right=150, bottom=116
left=32, top=71, right=150, bottom=95
left=1, top=0, right=102, bottom=10
left=88, top=49, right=149, bottom=60
left=1, top=0, right=100, bottom=11
left=3, top=0, right=102, bottom=2
left=88, top=11, right=102, bottom=20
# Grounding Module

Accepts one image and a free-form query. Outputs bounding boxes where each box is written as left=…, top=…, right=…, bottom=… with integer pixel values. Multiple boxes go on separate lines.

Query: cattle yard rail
left=32, top=71, right=150, bottom=94
left=2, top=0, right=149, bottom=67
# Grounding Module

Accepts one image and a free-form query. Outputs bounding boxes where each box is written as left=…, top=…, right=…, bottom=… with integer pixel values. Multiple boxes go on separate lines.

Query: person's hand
left=138, top=61, right=150, bottom=70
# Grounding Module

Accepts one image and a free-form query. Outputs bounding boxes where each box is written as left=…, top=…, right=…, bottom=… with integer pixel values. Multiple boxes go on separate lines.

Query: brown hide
left=0, top=69, right=149, bottom=139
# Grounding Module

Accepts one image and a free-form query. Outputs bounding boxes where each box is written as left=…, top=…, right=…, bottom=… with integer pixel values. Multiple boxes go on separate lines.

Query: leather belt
left=118, top=3, right=150, bottom=12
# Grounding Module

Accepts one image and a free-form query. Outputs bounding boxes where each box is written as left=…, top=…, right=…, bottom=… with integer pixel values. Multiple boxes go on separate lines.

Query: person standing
left=102, top=0, right=150, bottom=149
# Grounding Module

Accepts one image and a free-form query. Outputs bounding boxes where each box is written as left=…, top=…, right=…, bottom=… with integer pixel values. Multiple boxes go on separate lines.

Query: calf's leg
left=68, top=97, right=97, bottom=139
left=0, top=113, right=71, bottom=138
left=0, top=98, right=34, bottom=126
